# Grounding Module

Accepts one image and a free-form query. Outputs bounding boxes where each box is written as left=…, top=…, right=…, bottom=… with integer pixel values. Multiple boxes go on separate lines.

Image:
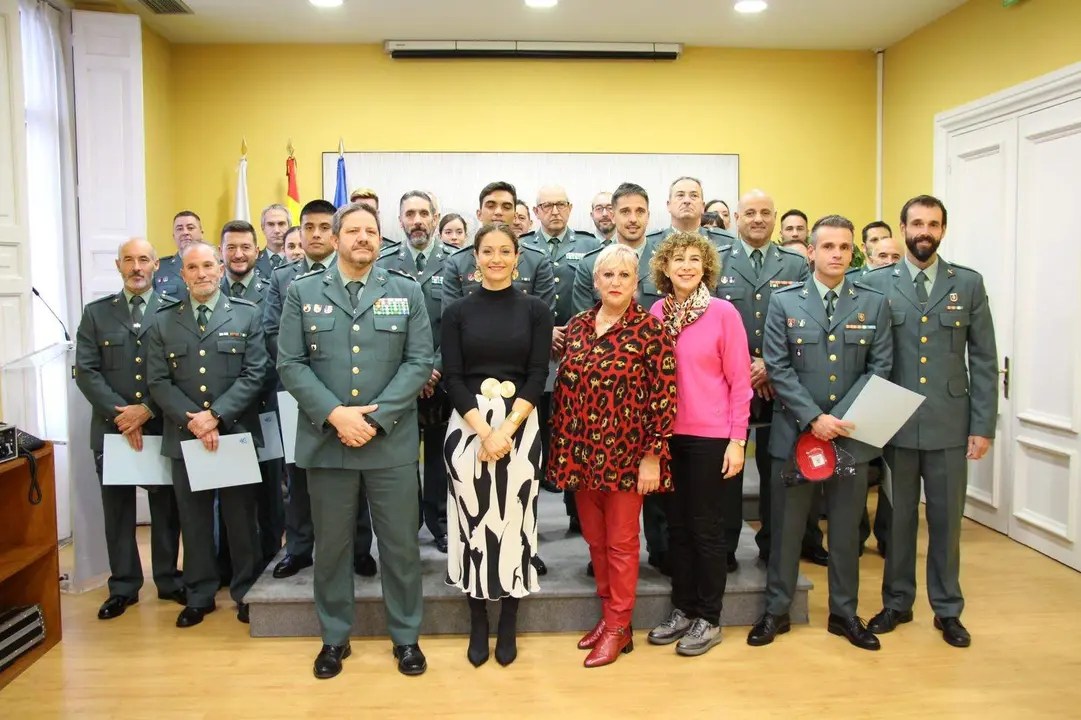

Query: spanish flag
left=286, top=156, right=301, bottom=226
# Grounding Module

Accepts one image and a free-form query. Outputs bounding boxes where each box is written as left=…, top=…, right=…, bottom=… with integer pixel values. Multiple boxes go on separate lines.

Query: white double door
left=942, top=91, right=1081, bottom=570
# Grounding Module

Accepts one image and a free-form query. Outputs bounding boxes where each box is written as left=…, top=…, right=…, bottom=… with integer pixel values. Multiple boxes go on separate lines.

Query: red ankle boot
left=578, top=619, right=606, bottom=650
left=584, top=626, right=633, bottom=668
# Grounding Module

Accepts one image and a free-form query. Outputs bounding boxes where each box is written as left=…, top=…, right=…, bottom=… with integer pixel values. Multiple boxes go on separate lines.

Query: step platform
left=245, top=492, right=812, bottom=638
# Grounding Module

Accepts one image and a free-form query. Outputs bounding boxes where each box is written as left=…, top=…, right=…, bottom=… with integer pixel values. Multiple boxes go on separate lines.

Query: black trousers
left=664, top=436, right=731, bottom=625
left=419, top=419, right=448, bottom=538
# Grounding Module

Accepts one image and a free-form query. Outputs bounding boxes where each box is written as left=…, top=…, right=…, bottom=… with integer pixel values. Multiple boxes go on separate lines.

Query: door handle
left=999, top=356, right=1009, bottom=399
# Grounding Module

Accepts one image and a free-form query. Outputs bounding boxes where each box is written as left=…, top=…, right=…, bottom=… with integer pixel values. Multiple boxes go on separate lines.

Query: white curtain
left=20, top=0, right=79, bottom=539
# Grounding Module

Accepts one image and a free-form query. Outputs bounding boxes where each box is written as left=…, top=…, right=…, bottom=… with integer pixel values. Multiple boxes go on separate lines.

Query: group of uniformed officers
left=74, top=175, right=996, bottom=678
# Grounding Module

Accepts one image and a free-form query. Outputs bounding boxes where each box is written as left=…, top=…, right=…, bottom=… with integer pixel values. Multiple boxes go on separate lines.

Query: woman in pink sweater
left=646, top=231, right=752, bottom=657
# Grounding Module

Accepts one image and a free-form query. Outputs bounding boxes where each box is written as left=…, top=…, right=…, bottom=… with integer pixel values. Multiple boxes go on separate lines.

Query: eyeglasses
left=538, top=201, right=570, bottom=213
left=592, top=205, right=614, bottom=214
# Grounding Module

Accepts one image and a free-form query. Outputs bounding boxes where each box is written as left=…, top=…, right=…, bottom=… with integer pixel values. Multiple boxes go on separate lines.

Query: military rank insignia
left=950, top=293, right=959, bottom=302
left=787, top=318, right=797, bottom=327
left=374, top=298, right=410, bottom=315
left=431, top=276, right=444, bottom=285
left=769, top=280, right=796, bottom=289
left=566, top=252, right=585, bottom=261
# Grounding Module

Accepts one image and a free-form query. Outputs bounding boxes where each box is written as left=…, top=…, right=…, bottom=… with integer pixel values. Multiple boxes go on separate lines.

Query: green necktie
left=310, top=262, right=325, bottom=273
left=231, top=281, right=245, bottom=297
left=751, top=249, right=763, bottom=276
left=915, top=271, right=929, bottom=305
left=270, top=254, right=283, bottom=268
left=416, top=252, right=426, bottom=273
left=346, top=281, right=364, bottom=310
left=197, top=304, right=209, bottom=331
left=826, top=290, right=837, bottom=319
left=130, top=295, right=144, bottom=325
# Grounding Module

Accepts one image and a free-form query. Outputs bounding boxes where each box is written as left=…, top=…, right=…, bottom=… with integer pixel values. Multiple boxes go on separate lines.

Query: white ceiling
left=117, top=0, right=969, bottom=50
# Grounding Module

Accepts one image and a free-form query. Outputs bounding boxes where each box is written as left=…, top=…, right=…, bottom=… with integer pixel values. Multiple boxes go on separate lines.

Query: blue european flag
left=333, top=154, right=348, bottom=208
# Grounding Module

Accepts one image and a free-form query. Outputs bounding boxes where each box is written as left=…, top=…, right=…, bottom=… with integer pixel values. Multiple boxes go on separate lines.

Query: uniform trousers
left=172, top=458, right=261, bottom=608
left=765, top=459, right=869, bottom=618
left=576, top=488, right=643, bottom=628
left=882, top=446, right=968, bottom=618
left=308, top=465, right=423, bottom=647
left=282, top=463, right=374, bottom=561
left=94, top=452, right=182, bottom=598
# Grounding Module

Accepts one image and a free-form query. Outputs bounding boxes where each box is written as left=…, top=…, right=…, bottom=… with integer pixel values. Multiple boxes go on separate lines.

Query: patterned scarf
left=662, top=282, right=711, bottom=339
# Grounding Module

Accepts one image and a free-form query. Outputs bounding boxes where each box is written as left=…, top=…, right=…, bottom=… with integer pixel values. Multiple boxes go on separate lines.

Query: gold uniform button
left=754, top=348, right=761, bottom=355
left=920, top=377, right=927, bottom=384
left=921, top=337, right=928, bottom=344
left=829, top=394, right=837, bottom=401
left=391, top=325, right=398, bottom=331
left=922, top=316, right=928, bottom=323
left=200, top=385, right=207, bottom=392
left=199, top=367, right=206, bottom=374
left=231, top=348, right=237, bottom=353
left=829, top=375, right=837, bottom=382
left=796, top=338, right=803, bottom=345
left=352, top=367, right=359, bottom=375
left=135, top=391, right=142, bottom=399
left=136, top=340, right=141, bottom=346
left=554, top=277, right=560, bottom=283
left=828, top=334, right=836, bottom=342
left=135, top=374, right=142, bottom=381
left=755, top=293, right=762, bottom=300
left=859, top=339, right=866, bottom=345
left=352, top=324, right=360, bottom=332
left=203, top=401, right=210, bottom=408
left=352, top=346, right=360, bottom=353
left=311, top=344, right=317, bottom=351
left=955, top=321, right=961, bottom=327
left=199, top=349, right=206, bottom=356
left=169, top=352, right=175, bottom=358
left=921, top=357, right=927, bottom=364
left=829, top=354, right=837, bottom=362
left=104, top=340, right=110, bottom=346
left=135, top=357, right=142, bottom=364
left=556, top=294, right=560, bottom=301
left=310, top=325, right=317, bottom=331
left=755, top=312, right=762, bottom=319
left=725, top=295, right=732, bottom=300
left=351, top=389, right=359, bottom=397
left=754, top=329, right=761, bottom=336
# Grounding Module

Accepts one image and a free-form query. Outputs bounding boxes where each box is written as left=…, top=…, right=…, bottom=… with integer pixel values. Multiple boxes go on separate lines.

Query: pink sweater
left=650, top=297, right=753, bottom=440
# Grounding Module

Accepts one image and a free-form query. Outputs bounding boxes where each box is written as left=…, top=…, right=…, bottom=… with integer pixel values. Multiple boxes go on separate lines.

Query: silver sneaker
left=648, top=608, right=692, bottom=645
left=676, top=618, right=722, bottom=656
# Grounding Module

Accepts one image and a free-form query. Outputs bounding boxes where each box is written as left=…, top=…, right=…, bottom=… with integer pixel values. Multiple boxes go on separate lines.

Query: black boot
left=495, top=597, right=519, bottom=666
left=467, top=597, right=489, bottom=667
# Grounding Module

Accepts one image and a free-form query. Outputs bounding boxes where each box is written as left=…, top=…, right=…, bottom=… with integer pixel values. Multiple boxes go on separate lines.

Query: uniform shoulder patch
left=774, top=281, right=805, bottom=294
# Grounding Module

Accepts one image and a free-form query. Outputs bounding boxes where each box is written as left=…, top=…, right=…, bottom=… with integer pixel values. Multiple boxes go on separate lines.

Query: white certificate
left=256, top=411, right=285, bottom=462
left=180, top=432, right=262, bottom=492
left=840, top=375, right=926, bottom=449
left=103, top=434, right=172, bottom=486
left=277, top=391, right=300, bottom=465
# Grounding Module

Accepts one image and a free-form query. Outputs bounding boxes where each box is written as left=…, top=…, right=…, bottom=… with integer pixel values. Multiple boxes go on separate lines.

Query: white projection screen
left=321, top=152, right=739, bottom=245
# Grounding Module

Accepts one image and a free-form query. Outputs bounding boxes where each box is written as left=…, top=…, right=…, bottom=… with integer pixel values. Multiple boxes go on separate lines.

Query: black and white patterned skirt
left=443, top=395, right=541, bottom=600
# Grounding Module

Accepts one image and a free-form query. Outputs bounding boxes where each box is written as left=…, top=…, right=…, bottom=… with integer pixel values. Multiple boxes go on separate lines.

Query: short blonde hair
left=593, top=243, right=639, bottom=280
left=650, top=231, right=720, bottom=295
left=349, top=187, right=379, bottom=204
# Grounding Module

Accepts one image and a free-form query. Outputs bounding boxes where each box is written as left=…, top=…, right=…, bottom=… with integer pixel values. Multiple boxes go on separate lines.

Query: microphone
left=31, top=287, right=72, bottom=342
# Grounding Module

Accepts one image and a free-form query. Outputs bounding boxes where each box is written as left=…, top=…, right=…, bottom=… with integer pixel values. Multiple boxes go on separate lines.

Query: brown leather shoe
left=584, top=626, right=633, bottom=668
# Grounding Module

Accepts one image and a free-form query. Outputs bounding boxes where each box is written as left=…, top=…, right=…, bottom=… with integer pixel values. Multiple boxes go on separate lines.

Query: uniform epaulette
left=449, top=244, right=476, bottom=257
left=944, top=260, right=981, bottom=276
left=777, top=244, right=807, bottom=259
left=89, top=293, right=120, bottom=306
left=227, top=296, right=257, bottom=307
left=295, top=265, right=329, bottom=280
left=271, top=258, right=304, bottom=277
left=845, top=266, right=865, bottom=276
left=774, top=281, right=805, bottom=294
left=580, top=244, right=605, bottom=259
left=156, top=295, right=182, bottom=310
left=852, top=279, right=885, bottom=295
left=717, top=243, right=734, bottom=252
left=520, top=243, right=545, bottom=255
left=386, top=267, right=419, bottom=282
left=517, top=231, right=538, bottom=241
left=645, top=229, right=666, bottom=239
left=707, top=227, right=737, bottom=242
left=572, top=229, right=596, bottom=238
left=861, top=264, right=892, bottom=275
left=378, top=244, right=400, bottom=259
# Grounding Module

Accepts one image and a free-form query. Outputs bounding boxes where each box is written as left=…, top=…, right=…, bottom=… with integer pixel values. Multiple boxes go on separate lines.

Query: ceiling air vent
left=131, top=0, right=193, bottom=14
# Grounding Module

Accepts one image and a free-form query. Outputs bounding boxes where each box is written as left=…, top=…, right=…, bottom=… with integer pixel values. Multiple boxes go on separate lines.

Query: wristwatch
left=732, top=439, right=747, bottom=448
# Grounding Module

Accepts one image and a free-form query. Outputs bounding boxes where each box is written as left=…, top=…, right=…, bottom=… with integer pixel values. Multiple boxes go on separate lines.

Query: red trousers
left=575, top=489, right=644, bottom=628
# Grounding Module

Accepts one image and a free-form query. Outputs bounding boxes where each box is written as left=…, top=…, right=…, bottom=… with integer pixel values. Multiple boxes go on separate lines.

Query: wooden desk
left=0, top=443, right=61, bottom=690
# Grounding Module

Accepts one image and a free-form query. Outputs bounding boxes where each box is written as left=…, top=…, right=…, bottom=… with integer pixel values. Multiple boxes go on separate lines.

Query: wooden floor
left=4, top=504, right=1081, bottom=719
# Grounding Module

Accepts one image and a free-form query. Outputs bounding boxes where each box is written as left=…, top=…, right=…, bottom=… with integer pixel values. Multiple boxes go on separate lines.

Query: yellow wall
left=883, top=0, right=1081, bottom=223
left=141, top=24, right=173, bottom=253
left=153, top=44, right=875, bottom=253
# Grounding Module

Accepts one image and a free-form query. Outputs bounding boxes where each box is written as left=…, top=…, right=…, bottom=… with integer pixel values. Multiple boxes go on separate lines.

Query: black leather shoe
left=586, top=561, right=594, bottom=577
left=934, top=616, right=971, bottom=648
left=97, top=595, right=137, bottom=620
left=435, top=535, right=448, bottom=554
left=747, top=613, right=790, bottom=646
left=157, top=588, right=187, bottom=606
left=827, top=614, right=881, bottom=651
left=354, top=553, right=377, bottom=577
left=393, top=644, right=428, bottom=676
left=648, top=552, right=672, bottom=577
left=237, top=603, right=250, bottom=624
left=176, top=605, right=215, bottom=628
left=867, top=607, right=913, bottom=634
left=272, top=555, right=313, bottom=579
left=531, top=555, right=548, bottom=576
left=314, top=643, right=351, bottom=679
left=727, top=552, right=739, bottom=574
left=801, top=546, right=830, bottom=566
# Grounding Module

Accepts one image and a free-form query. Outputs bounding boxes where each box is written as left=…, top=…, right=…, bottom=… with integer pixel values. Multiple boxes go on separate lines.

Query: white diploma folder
left=103, top=434, right=172, bottom=486
left=277, top=391, right=300, bottom=465
left=256, top=411, right=285, bottom=462
left=180, top=432, right=262, bottom=492
left=840, top=375, right=926, bottom=449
